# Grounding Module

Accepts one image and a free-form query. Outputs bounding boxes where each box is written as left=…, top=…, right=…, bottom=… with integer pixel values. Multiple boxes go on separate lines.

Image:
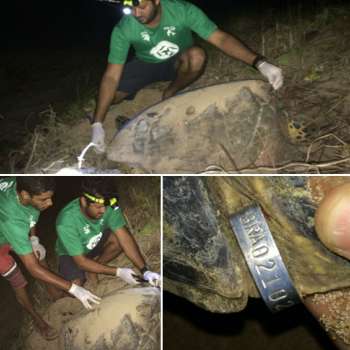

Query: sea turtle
left=107, top=80, right=300, bottom=173
left=163, top=176, right=350, bottom=314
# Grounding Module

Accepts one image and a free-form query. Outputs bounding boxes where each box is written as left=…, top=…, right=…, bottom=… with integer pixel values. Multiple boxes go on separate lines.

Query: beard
left=135, top=2, right=159, bottom=24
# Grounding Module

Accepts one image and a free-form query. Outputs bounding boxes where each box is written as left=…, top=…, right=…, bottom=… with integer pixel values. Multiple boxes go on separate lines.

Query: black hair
left=16, top=177, right=56, bottom=196
left=81, top=177, right=113, bottom=200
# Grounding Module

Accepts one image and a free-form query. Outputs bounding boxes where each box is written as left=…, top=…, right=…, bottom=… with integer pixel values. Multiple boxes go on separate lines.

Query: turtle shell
left=163, top=176, right=350, bottom=313
left=108, top=80, right=298, bottom=173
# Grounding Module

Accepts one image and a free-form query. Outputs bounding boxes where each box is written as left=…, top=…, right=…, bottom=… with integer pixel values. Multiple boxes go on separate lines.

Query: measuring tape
left=230, top=204, right=300, bottom=313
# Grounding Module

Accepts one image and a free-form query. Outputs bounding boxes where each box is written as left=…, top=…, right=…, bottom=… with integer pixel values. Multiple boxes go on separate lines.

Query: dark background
left=164, top=291, right=337, bottom=350
left=1, top=0, right=343, bottom=49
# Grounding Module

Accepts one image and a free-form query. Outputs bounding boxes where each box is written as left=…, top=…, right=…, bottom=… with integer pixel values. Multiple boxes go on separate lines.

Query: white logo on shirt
left=83, top=225, right=90, bottom=235
left=29, top=215, right=36, bottom=228
left=141, top=31, right=151, bottom=41
left=86, top=233, right=103, bottom=250
left=0, top=181, right=14, bottom=192
left=150, top=41, right=179, bottom=60
left=163, top=26, right=176, bottom=37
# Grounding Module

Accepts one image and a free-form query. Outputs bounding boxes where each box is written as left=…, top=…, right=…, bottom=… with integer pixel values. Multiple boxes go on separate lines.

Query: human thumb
left=315, top=183, right=350, bottom=260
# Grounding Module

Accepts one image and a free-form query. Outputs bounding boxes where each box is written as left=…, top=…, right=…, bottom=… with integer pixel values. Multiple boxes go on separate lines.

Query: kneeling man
left=55, top=178, right=160, bottom=287
left=0, top=177, right=100, bottom=341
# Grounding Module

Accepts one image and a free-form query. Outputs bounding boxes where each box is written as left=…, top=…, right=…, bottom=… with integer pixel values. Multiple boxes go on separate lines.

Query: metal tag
left=230, top=204, right=300, bottom=313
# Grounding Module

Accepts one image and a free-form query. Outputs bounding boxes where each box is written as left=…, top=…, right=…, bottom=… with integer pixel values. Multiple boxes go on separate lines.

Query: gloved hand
left=68, top=283, right=101, bottom=310
left=116, top=267, right=140, bottom=285
left=30, top=236, right=46, bottom=261
left=257, top=61, right=283, bottom=90
left=91, top=122, right=106, bottom=154
left=143, top=270, right=161, bottom=287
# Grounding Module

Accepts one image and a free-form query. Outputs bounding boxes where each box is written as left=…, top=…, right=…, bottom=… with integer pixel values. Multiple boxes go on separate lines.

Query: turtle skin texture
left=163, top=176, right=350, bottom=313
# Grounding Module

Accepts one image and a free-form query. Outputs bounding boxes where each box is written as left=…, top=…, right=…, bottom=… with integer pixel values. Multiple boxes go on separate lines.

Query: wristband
left=230, top=203, right=300, bottom=313
left=140, top=265, right=149, bottom=275
left=252, top=54, right=266, bottom=70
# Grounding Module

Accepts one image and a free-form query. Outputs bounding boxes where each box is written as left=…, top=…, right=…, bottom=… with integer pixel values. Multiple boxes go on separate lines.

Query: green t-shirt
left=55, top=198, right=127, bottom=256
left=0, top=177, right=38, bottom=255
left=108, top=0, right=218, bottom=64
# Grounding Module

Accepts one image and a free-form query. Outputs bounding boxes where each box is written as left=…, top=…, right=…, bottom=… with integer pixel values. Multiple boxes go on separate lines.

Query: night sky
left=1, top=0, right=345, bottom=51
left=0, top=0, right=316, bottom=48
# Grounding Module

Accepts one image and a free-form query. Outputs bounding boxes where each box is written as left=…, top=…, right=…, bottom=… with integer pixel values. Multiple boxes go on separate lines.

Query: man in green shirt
left=55, top=178, right=160, bottom=287
left=0, top=177, right=101, bottom=341
left=91, top=0, right=284, bottom=152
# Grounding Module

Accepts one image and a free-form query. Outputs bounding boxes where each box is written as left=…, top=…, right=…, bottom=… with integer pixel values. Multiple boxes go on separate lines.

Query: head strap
left=123, top=0, right=141, bottom=6
left=83, top=192, right=118, bottom=208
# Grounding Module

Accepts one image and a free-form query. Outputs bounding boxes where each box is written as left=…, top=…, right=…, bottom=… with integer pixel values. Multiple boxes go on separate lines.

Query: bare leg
left=87, top=234, right=123, bottom=284
left=14, top=286, right=58, bottom=340
left=162, top=46, right=207, bottom=100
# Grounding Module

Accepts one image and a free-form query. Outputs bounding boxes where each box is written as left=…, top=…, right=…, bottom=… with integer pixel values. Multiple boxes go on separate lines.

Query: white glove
left=91, top=122, right=106, bottom=153
left=143, top=271, right=161, bottom=287
left=116, top=267, right=140, bottom=285
left=257, top=61, right=283, bottom=90
left=30, top=236, right=46, bottom=261
left=68, top=283, right=101, bottom=310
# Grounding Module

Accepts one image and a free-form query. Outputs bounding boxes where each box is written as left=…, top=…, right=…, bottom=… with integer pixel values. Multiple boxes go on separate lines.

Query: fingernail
left=315, top=184, right=350, bottom=260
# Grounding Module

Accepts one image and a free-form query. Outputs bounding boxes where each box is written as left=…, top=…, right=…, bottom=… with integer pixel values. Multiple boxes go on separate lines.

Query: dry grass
left=197, top=3, right=350, bottom=173
left=8, top=107, right=80, bottom=173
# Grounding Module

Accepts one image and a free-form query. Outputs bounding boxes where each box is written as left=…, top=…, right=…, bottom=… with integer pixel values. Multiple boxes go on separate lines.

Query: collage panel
left=163, top=176, right=350, bottom=350
left=0, top=176, right=161, bottom=349
left=4, top=0, right=349, bottom=174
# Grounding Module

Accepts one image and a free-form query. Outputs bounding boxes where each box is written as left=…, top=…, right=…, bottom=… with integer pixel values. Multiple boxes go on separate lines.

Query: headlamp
left=122, top=0, right=141, bottom=15
left=84, top=192, right=118, bottom=208
left=96, top=0, right=143, bottom=15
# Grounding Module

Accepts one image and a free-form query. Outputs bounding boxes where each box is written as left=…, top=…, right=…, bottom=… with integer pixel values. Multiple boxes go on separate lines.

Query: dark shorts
left=118, top=54, right=178, bottom=100
left=58, top=230, right=112, bottom=282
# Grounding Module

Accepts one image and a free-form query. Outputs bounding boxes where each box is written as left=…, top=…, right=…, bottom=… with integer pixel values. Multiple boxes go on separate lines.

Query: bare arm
left=20, top=253, right=71, bottom=291
left=72, top=255, right=117, bottom=275
left=114, top=227, right=146, bottom=271
left=207, top=29, right=258, bottom=66
left=94, top=63, right=124, bottom=123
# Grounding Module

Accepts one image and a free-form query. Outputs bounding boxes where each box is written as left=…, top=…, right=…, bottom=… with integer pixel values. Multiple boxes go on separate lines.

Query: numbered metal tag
left=230, top=204, right=300, bottom=313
